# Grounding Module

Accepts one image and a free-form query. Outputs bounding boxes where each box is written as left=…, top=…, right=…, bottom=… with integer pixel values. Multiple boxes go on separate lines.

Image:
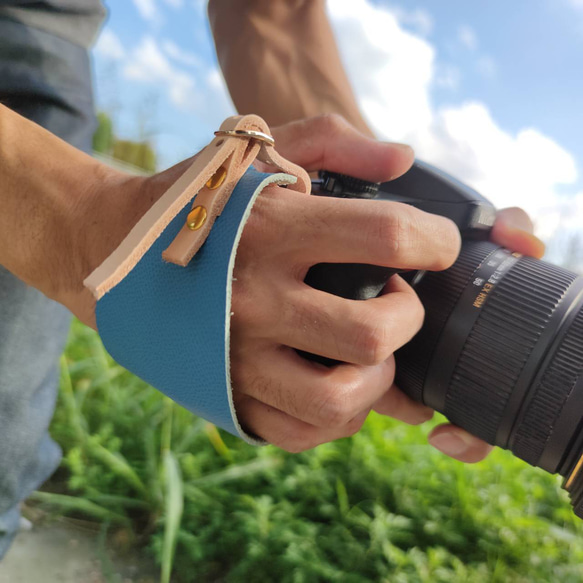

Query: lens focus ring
left=443, top=256, right=577, bottom=445
left=511, top=305, right=583, bottom=467
left=396, top=242, right=497, bottom=403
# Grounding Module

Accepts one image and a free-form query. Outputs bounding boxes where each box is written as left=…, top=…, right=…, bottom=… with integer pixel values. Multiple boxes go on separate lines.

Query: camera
left=305, top=162, right=583, bottom=518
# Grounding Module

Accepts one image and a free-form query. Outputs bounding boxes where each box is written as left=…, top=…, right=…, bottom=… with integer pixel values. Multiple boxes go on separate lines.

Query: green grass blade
left=87, top=439, right=148, bottom=497
left=59, top=355, right=87, bottom=445
left=30, top=491, right=129, bottom=525
left=161, top=451, right=184, bottom=583
left=336, top=478, right=350, bottom=516
left=173, top=417, right=206, bottom=454
left=204, top=423, right=233, bottom=461
left=190, top=457, right=281, bottom=486
left=161, top=398, right=174, bottom=455
left=87, top=493, right=151, bottom=511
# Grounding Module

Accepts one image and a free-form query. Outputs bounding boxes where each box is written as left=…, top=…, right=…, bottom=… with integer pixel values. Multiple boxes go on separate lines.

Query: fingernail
left=499, top=228, right=547, bottom=259
left=429, top=432, right=469, bottom=456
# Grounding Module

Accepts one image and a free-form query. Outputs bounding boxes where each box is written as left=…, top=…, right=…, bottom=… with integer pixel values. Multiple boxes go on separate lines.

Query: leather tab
left=162, top=115, right=310, bottom=266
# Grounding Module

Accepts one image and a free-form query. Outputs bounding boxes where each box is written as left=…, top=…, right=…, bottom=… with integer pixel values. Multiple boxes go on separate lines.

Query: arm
left=207, top=0, right=373, bottom=137
left=0, top=104, right=124, bottom=326
left=0, top=104, right=188, bottom=327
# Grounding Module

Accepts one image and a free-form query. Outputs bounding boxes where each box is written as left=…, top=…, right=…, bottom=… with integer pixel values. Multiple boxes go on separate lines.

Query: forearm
left=208, top=0, right=373, bottom=137
left=0, top=105, right=142, bottom=322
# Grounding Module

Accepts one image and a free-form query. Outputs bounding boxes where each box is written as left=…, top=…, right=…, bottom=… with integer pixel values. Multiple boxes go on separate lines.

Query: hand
left=427, top=207, right=546, bottom=462
left=229, top=114, right=461, bottom=451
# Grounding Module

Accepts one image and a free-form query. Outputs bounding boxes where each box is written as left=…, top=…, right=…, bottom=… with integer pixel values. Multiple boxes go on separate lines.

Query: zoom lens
left=396, top=241, right=583, bottom=516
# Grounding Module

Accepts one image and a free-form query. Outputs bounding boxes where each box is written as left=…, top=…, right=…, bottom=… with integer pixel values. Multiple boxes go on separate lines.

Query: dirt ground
left=0, top=521, right=157, bottom=583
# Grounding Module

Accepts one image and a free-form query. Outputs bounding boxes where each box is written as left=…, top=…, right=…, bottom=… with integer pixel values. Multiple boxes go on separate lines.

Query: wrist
left=65, top=156, right=196, bottom=327
left=60, top=167, right=150, bottom=326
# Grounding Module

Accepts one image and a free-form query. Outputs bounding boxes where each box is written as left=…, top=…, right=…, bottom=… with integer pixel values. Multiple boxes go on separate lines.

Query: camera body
left=307, top=161, right=497, bottom=301
left=306, top=163, right=583, bottom=519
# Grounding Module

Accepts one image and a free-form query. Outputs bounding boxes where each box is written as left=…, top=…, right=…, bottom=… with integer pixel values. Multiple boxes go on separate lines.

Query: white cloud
left=94, top=29, right=125, bottom=60
left=122, top=35, right=234, bottom=126
left=426, top=104, right=576, bottom=217
left=162, top=39, right=202, bottom=67
left=124, top=36, right=197, bottom=110
left=329, top=0, right=434, bottom=140
left=392, top=7, right=433, bottom=36
left=458, top=25, right=478, bottom=51
left=327, top=0, right=580, bottom=241
left=132, top=0, right=158, bottom=21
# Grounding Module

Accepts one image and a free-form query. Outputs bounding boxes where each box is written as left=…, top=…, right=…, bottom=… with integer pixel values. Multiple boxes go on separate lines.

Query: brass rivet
left=187, top=206, right=207, bottom=230
left=206, top=166, right=227, bottom=190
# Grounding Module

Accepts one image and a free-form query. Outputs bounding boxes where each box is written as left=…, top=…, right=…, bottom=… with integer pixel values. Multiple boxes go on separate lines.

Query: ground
left=0, top=520, right=156, bottom=583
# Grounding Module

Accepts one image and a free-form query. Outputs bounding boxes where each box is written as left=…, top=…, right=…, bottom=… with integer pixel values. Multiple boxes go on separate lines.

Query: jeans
left=0, top=17, right=96, bottom=559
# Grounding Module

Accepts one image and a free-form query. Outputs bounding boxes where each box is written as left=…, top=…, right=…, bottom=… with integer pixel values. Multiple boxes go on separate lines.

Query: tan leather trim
left=83, top=114, right=310, bottom=300
left=162, top=116, right=310, bottom=266
left=161, top=136, right=261, bottom=266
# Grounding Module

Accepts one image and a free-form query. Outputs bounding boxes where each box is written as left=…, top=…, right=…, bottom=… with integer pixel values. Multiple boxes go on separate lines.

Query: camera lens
left=396, top=240, right=583, bottom=516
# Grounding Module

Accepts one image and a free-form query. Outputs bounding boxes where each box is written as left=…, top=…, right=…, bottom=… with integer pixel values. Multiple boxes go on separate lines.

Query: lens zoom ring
left=396, top=242, right=498, bottom=402
left=511, top=307, right=583, bottom=465
left=443, top=257, right=576, bottom=445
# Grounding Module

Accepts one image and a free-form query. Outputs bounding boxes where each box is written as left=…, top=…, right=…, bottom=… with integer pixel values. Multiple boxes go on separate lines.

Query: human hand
left=229, top=114, right=461, bottom=451
left=71, top=114, right=542, bottom=459
left=427, top=206, right=546, bottom=462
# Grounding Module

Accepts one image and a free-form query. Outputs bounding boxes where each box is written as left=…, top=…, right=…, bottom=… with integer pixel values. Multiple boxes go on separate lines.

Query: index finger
left=287, top=193, right=462, bottom=272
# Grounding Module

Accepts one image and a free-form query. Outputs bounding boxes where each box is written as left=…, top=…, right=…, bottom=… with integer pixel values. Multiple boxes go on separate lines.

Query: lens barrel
left=396, top=241, right=583, bottom=516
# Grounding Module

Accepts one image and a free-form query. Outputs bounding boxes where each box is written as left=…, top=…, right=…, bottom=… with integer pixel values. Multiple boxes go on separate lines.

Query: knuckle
left=354, top=311, right=393, bottom=366
left=315, top=112, right=348, bottom=135
left=372, top=204, right=461, bottom=270
left=314, top=385, right=356, bottom=428
left=431, top=217, right=462, bottom=270
left=403, top=293, right=425, bottom=335
left=241, top=192, right=298, bottom=257
left=289, top=293, right=332, bottom=345
left=383, top=293, right=424, bottom=347
left=230, top=278, right=273, bottom=331
left=372, top=203, right=416, bottom=258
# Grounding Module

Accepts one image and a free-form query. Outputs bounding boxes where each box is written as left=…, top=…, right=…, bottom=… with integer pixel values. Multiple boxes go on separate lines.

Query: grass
left=38, top=319, right=583, bottom=582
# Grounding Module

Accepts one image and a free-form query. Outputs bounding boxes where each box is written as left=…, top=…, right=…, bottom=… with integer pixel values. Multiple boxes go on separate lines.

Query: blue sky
left=93, top=0, right=583, bottom=258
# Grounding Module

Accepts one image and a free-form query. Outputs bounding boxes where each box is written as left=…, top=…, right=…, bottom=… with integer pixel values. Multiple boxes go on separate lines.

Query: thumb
left=270, top=114, right=414, bottom=183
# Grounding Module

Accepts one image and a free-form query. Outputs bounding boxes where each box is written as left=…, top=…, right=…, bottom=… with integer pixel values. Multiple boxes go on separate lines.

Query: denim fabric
left=0, top=1, right=106, bottom=48
left=0, top=17, right=96, bottom=559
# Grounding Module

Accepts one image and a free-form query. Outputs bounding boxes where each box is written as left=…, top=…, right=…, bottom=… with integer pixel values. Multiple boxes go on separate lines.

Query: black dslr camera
left=306, top=163, right=583, bottom=518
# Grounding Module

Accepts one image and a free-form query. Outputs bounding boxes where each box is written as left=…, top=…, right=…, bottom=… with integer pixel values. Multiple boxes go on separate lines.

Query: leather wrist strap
left=84, top=113, right=314, bottom=443
left=94, top=168, right=297, bottom=443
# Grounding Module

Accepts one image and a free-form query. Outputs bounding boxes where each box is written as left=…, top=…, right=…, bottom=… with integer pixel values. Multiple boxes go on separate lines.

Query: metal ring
left=214, top=129, right=275, bottom=147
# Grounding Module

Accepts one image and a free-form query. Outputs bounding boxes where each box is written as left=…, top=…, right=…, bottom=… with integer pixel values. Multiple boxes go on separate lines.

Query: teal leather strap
left=95, top=168, right=297, bottom=443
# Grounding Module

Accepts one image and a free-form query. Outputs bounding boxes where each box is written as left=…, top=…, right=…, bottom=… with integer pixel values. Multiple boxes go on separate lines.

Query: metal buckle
left=214, top=129, right=275, bottom=147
